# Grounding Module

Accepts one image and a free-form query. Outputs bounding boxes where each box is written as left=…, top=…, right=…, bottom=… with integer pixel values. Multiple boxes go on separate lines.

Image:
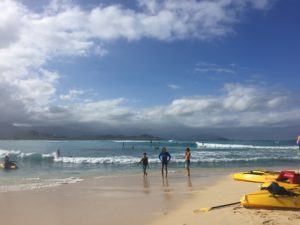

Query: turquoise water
left=0, top=139, right=299, bottom=190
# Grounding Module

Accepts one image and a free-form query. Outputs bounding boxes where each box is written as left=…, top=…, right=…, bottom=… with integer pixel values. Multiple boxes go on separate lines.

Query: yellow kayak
left=233, top=170, right=279, bottom=183
left=0, top=162, right=18, bottom=169
left=241, top=187, right=300, bottom=210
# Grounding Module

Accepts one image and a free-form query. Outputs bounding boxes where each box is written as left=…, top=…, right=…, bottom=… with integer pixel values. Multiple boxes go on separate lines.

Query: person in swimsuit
left=185, top=147, right=191, bottom=176
left=56, top=149, right=61, bottom=158
left=159, top=147, right=171, bottom=177
left=140, top=152, right=149, bottom=176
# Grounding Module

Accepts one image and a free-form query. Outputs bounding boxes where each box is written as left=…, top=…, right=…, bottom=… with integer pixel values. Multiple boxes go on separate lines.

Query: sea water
left=0, top=139, right=299, bottom=191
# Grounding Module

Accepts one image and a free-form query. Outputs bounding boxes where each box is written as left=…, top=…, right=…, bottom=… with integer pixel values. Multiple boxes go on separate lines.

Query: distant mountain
left=0, top=123, right=162, bottom=140
left=72, top=134, right=162, bottom=140
left=0, top=123, right=228, bottom=141
left=0, top=122, right=66, bottom=140
left=0, top=122, right=21, bottom=137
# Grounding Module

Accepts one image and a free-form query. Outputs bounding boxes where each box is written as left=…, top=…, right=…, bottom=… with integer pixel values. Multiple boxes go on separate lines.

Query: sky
left=0, top=0, right=300, bottom=140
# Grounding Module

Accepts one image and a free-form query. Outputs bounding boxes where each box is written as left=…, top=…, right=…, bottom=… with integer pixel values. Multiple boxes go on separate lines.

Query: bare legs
left=186, top=167, right=190, bottom=177
left=161, top=163, right=168, bottom=177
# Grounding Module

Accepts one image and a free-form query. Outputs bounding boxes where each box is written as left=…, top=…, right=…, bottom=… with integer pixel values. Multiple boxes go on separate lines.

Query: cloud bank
left=2, top=0, right=296, bottom=138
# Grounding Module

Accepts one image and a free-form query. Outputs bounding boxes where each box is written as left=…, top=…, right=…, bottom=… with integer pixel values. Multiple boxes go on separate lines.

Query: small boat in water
left=0, top=162, right=18, bottom=169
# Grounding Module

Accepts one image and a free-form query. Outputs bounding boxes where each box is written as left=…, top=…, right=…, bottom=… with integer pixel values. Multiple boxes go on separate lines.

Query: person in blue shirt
left=159, top=147, right=171, bottom=177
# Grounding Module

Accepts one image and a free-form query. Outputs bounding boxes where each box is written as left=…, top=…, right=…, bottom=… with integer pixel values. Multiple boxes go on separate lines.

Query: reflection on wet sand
left=162, top=177, right=169, bottom=187
left=143, top=176, right=150, bottom=194
left=162, top=177, right=173, bottom=201
left=187, top=176, right=192, bottom=188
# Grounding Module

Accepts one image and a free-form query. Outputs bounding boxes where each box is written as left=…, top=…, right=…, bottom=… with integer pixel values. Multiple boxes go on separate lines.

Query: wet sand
left=0, top=169, right=299, bottom=225
left=0, top=170, right=217, bottom=225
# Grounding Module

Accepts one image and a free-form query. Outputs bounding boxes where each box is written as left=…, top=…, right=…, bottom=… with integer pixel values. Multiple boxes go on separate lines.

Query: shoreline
left=1, top=168, right=300, bottom=225
left=0, top=169, right=220, bottom=225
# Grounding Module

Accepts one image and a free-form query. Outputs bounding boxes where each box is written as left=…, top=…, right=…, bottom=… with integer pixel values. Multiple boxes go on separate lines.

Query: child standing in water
left=185, top=148, right=191, bottom=176
left=140, top=152, right=149, bottom=176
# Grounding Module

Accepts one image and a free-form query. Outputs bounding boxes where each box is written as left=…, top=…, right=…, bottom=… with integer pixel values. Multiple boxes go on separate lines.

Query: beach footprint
left=288, top=214, right=300, bottom=220
left=262, top=219, right=275, bottom=225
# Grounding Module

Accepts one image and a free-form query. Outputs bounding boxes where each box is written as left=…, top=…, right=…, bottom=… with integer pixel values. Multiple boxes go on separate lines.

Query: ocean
left=0, top=139, right=299, bottom=191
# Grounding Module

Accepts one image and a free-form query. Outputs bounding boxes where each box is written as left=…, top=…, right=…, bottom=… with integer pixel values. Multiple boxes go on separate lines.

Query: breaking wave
left=1, top=147, right=300, bottom=165
left=196, top=142, right=298, bottom=150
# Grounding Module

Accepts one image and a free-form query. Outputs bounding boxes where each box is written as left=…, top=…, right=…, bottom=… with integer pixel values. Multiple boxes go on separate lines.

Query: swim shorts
left=185, top=159, right=190, bottom=168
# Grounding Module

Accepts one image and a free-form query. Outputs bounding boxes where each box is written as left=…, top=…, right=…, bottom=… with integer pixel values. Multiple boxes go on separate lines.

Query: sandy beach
left=148, top=175, right=300, bottom=225
left=0, top=169, right=299, bottom=225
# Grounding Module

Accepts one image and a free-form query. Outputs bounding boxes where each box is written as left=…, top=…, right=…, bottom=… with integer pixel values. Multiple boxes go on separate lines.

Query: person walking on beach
left=297, top=135, right=300, bottom=150
left=140, top=152, right=149, bottom=176
left=159, top=147, right=171, bottom=177
left=185, top=147, right=191, bottom=176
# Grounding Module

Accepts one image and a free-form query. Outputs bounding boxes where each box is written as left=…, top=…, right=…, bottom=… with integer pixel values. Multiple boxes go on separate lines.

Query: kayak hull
left=241, top=189, right=300, bottom=210
left=233, top=170, right=279, bottom=183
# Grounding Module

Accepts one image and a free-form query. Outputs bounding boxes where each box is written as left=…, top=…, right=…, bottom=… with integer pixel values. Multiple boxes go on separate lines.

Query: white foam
left=0, top=149, right=52, bottom=159
left=50, top=152, right=300, bottom=164
left=0, top=149, right=22, bottom=157
left=22, top=177, right=41, bottom=181
left=113, top=140, right=150, bottom=143
left=0, top=177, right=83, bottom=193
left=196, top=142, right=297, bottom=150
left=42, top=153, right=56, bottom=158
left=54, top=156, right=142, bottom=164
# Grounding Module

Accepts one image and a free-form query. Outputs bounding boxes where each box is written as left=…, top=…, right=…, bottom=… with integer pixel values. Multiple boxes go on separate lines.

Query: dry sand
left=0, top=169, right=299, bottom=225
left=148, top=175, right=300, bottom=225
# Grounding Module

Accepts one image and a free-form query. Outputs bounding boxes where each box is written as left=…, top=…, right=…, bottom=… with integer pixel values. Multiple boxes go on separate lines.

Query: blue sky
left=0, top=0, right=300, bottom=139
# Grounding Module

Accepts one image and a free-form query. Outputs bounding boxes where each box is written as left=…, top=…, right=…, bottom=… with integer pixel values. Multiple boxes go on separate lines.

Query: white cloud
left=59, top=89, right=85, bottom=101
left=142, top=83, right=300, bottom=128
left=23, top=83, right=300, bottom=130
left=168, top=84, right=180, bottom=90
left=250, top=0, right=273, bottom=9
left=195, top=61, right=237, bottom=75
left=0, top=0, right=283, bottom=131
left=0, top=0, right=24, bottom=48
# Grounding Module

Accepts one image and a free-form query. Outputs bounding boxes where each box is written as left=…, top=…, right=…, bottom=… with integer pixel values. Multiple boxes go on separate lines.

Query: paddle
left=193, top=201, right=240, bottom=213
